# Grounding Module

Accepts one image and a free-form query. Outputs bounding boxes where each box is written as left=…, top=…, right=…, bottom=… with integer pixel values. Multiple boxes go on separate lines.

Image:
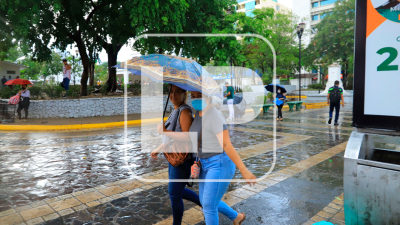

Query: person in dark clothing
left=275, top=87, right=286, bottom=121
left=1, top=76, right=7, bottom=89
left=327, top=80, right=345, bottom=125
left=16, top=84, right=30, bottom=122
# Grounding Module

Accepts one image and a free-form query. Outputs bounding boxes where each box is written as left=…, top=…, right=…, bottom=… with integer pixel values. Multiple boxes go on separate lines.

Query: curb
left=0, top=102, right=329, bottom=131
left=0, top=117, right=168, bottom=131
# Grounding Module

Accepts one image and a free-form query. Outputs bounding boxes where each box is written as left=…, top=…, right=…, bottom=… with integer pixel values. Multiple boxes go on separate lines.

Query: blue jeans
left=168, top=158, right=201, bottom=225
left=199, top=152, right=238, bottom=224
left=63, top=77, right=70, bottom=91
left=329, top=102, right=340, bottom=123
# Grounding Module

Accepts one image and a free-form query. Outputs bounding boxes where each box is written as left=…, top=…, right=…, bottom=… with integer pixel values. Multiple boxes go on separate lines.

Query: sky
left=98, top=0, right=294, bottom=64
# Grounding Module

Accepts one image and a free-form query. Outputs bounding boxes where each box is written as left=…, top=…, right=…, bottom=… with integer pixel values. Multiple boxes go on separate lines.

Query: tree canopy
left=303, top=0, right=355, bottom=88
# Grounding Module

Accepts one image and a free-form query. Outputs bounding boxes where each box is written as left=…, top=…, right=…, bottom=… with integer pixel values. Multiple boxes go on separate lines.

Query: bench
left=286, top=101, right=305, bottom=112
left=249, top=105, right=263, bottom=115
left=262, top=104, right=274, bottom=113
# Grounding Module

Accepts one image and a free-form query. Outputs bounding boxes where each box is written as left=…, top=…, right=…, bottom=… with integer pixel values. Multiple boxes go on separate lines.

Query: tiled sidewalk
left=0, top=130, right=311, bottom=225
left=154, top=142, right=348, bottom=225
left=304, top=193, right=345, bottom=225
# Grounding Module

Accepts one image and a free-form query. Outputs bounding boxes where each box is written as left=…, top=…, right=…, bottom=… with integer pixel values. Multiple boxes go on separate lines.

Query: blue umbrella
left=114, top=54, right=219, bottom=95
left=265, top=84, right=287, bottom=93
left=114, top=54, right=219, bottom=120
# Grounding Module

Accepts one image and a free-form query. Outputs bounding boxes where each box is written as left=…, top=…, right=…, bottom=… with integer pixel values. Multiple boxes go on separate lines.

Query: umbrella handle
left=162, top=84, right=172, bottom=123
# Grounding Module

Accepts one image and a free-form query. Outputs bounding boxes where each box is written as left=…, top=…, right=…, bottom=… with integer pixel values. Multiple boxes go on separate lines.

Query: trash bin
left=344, top=130, right=400, bottom=224
left=0, top=103, right=16, bottom=123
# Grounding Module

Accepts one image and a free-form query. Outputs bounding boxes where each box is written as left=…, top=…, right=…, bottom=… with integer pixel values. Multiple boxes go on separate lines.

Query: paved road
left=1, top=105, right=399, bottom=225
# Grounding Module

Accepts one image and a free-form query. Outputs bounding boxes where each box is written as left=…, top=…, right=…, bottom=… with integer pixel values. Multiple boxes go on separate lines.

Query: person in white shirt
left=16, top=84, right=30, bottom=122
left=62, top=59, right=72, bottom=97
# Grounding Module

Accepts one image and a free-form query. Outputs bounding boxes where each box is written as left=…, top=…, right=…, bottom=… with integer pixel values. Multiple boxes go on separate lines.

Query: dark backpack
left=329, top=87, right=341, bottom=103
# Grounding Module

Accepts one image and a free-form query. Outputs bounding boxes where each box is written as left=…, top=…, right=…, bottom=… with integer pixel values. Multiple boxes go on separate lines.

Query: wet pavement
left=1, top=104, right=400, bottom=224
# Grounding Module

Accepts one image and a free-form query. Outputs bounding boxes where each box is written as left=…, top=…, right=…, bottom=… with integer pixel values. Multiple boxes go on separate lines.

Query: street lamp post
left=75, top=50, right=79, bottom=85
left=296, top=23, right=305, bottom=101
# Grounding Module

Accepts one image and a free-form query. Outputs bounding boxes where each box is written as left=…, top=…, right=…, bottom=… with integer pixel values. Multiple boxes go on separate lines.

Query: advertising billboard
left=353, top=0, right=400, bottom=130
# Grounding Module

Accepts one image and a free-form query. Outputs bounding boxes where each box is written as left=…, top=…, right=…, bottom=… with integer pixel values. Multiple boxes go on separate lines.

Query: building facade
left=236, top=0, right=291, bottom=17
left=292, top=0, right=337, bottom=46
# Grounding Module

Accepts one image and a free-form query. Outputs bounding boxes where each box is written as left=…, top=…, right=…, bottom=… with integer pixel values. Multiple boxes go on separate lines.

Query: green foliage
left=128, top=83, right=141, bottom=95
left=256, top=95, right=265, bottom=104
left=94, top=62, right=109, bottom=84
left=246, top=9, right=299, bottom=76
left=0, top=86, right=20, bottom=99
left=41, top=52, right=63, bottom=82
left=267, top=92, right=273, bottom=100
left=308, top=83, right=324, bottom=89
left=243, top=85, right=253, bottom=92
left=29, top=85, right=43, bottom=100
left=43, top=85, right=64, bottom=99
left=262, top=74, right=272, bottom=85
left=19, top=58, right=43, bottom=81
left=163, top=83, right=170, bottom=94
left=99, top=84, right=109, bottom=96
left=304, top=0, right=355, bottom=88
left=87, top=86, right=95, bottom=95
left=66, top=86, right=80, bottom=98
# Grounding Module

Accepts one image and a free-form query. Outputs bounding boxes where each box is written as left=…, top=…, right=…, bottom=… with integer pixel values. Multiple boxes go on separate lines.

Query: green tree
left=41, top=52, right=63, bottom=84
left=1, top=0, right=188, bottom=95
left=67, top=55, right=83, bottom=85
left=246, top=9, right=299, bottom=79
left=133, top=0, right=240, bottom=65
left=19, top=59, right=43, bottom=81
left=0, top=14, right=16, bottom=61
left=305, top=0, right=355, bottom=88
left=94, top=62, right=109, bottom=84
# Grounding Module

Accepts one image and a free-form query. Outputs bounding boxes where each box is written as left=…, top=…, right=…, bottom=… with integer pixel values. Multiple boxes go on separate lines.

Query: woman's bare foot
left=276, top=118, right=279, bottom=121
left=280, top=118, right=283, bottom=121
left=233, top=213, right=246, bottom=225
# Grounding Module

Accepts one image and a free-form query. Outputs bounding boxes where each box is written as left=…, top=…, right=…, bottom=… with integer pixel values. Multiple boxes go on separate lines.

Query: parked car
left=301, top=85, right=308, bottom=89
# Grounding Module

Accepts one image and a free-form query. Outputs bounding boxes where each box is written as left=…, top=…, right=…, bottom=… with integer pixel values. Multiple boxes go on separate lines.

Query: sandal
left=239, top=213, right=246, bottom=225
left=276, top=118, right=280, bottom=121
left=280, top=118, right=283, bottom=121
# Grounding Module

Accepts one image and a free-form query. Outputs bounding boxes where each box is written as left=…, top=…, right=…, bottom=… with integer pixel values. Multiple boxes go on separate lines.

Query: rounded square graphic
left=121, top=33, right=278, bottom=183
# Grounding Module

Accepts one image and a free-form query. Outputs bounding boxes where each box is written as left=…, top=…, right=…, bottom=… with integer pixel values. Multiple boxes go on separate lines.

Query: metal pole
left=73, top=56, right=75, bottom=85
left=230, top=57, right=233, bottom=88
left=298, top=35, right=301, bottom=101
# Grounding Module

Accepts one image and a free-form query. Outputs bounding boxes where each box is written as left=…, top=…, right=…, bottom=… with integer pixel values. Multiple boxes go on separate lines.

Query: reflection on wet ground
left=0, top=126, right=275, bottom=211
left=2, top=105, right=400, bottom=224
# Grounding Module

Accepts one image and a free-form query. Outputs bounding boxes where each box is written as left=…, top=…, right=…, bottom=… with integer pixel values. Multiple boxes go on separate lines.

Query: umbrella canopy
left=115, top=54, right=219, bottom=95
left=265, top=84, right=287, bottom=93
left=4, top=78, right=33, bottom=86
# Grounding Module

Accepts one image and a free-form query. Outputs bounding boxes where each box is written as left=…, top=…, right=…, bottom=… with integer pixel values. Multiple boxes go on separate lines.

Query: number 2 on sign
left=377, top=47, right=398, bottom=71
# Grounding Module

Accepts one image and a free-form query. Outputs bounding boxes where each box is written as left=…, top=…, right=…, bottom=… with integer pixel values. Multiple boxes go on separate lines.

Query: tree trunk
left=89, top=63, right=95, bottom=86
left=343, top=62, right=348, bottom=89
left=76, top=40, right=90, bottom=96
left=104, top=44, right=122, bottom=92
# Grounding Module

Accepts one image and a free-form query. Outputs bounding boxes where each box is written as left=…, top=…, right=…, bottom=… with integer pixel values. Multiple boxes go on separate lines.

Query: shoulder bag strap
left=171, top=105, right=182, bottom=132
left=195, top=114, right=210, bottom=162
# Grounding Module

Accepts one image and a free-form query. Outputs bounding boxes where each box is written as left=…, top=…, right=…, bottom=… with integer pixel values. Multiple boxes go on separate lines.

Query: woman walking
left=151, top=85, right=201, bottom=225
left=16, top=84, right=30, bottom=122
left=276, top=87, right=286, bottom=121
left=189, top=91, right=256, bottom=225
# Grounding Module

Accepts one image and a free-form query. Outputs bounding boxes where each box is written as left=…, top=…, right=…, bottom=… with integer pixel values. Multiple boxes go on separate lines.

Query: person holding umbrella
left=275, top=87, right=286, bottom=121
left=4, top=79, right=33, bottom=121
left=16, top=84, right=30, bottom=122
left=151, top=84, right=202, bottom=225
left=265, top=84, right=287, bottom=121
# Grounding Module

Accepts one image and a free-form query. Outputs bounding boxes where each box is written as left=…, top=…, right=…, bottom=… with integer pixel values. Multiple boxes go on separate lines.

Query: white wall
left=0, top=62, right=22, bottom=80
left=290, top=78, right=313, bottom=89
